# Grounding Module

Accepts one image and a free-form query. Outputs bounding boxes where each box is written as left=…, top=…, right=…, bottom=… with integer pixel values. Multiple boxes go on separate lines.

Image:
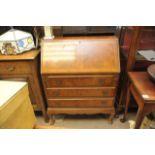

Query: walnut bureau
left=0, top=50, right=48, bottom=121
left=41, top=36, right=120, bottom=123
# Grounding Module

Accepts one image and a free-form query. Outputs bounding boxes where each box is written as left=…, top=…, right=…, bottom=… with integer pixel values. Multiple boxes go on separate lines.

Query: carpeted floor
left=35, top=112, right=140, bottom=129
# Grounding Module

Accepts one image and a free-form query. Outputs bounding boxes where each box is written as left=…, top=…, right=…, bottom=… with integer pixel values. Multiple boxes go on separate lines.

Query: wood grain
left=47, top=98, right=114, bottom=107
left=45, top=75, right=119, bottom=87
left=46, top=87, right=116, bottom=98
left=41, top=36, right=120, bottom=123
left=0, top=49, right=39, bottom=61
left=122, top=71, right=155, bottom=128
left=47, top=107, right=115, bottom=115
left=41, top=36, right=120, bottom=74
left=0, top=50, right=48, bottom=121
left=129, top=72, right=155, bottom=103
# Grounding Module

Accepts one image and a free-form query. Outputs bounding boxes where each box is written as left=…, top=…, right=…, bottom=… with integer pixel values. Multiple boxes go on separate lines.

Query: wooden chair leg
left=134, top=108, right=145, bottom=129
left=120, top=84, right=131, bottom=123
left=43, top=113, right=49, bottom=123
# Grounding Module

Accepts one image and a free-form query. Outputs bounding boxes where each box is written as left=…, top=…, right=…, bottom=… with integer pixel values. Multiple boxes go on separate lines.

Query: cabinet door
left=62, top=26, right=88, bottom=35
left=0, top=74, right=40, bottom=111
left=88, top=26, right=117, bottom=34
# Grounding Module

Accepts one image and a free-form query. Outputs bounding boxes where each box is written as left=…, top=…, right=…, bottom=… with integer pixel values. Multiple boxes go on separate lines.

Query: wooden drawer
left=46, top=87, right=116, bottom=98
left=0, top=61, right=31, bottom=74
left=47, top=98, right=114, bottom=107
left=45, top=75, right=119, bottom=87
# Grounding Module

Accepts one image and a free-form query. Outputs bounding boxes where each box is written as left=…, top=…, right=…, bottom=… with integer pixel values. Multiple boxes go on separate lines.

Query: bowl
left=147, top=64, right=155, bottom=82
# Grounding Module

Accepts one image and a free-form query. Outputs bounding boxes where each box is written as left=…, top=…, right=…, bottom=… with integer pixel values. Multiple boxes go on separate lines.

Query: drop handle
left=102, top=90, right=108, bottom=96
left=55, top=80, right=62, bottom=86
left=99, top=79, right=105, bottom=86
left=53, top=91, right=60, bottom=97
left=7, top=66, right=15, bottom=72
left=101, top=102, right=105, bottom=105
left=56, top=102, right=61, bottom=106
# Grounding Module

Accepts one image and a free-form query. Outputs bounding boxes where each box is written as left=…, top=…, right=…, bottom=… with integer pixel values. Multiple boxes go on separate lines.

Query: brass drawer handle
left=7, top=66, right=15, bottom=72
left=55, top=80, right=62, bottom=86
left=53, top=91, right=60, bottom=97
left=56, top=102, right=61, bottom=106
left=99, top=79, right=105, bottom=85
left=102, top=90, right=109, bottom=96
left=101, top=101, right=108, bottom=105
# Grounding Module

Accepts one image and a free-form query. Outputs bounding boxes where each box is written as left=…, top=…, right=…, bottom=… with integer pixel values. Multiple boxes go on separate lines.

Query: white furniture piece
left=0, top=80, right=36, bottom=129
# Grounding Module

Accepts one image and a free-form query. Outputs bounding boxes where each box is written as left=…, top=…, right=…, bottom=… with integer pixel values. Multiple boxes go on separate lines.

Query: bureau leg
left=108, top=114, right=115, bottom=124
left=43, top=113, right=49, bottom=123
left=49, top=115, right=55, bottom=125
left=114, top=113, right=119, bottom=118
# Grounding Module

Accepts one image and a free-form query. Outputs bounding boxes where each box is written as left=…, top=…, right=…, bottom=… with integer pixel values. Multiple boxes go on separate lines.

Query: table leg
left=120, top=84, right=131, bottom=123
left=134, top=108, right=145, bottom=129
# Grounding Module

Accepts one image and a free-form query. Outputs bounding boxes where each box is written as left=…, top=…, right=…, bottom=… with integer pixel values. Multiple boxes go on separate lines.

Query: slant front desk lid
left=41, top=36, right=120, bottom=74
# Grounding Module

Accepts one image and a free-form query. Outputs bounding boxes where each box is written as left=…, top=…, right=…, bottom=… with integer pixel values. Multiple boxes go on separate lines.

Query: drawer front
left=0, top=61, right=31, bottom=74
left=46, top=87, right=116, bottom=98
left=47, top=98, right=114, bottom=107
left=46, top=75, right=119, bottom=87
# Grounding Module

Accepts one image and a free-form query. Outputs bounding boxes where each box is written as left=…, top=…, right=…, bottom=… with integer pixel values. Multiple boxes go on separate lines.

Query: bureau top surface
left=0, top=49, right=39, bottom=61
left=41, top=36, right=120, bottom=74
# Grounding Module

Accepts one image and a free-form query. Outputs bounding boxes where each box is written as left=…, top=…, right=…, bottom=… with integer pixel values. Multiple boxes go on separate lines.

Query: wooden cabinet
left=53, top=26, right=119, bottom=36
left=41, top=36, right=120, bottom=123
left=62, top=26, right=118, bottom=35
left=0, top=81, right=36, bottom=129
left=118, top=26, right=155, bottom=111
left=120, top=26, right=155, bottom=70
left=0, top=50, right=48, bottom=121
